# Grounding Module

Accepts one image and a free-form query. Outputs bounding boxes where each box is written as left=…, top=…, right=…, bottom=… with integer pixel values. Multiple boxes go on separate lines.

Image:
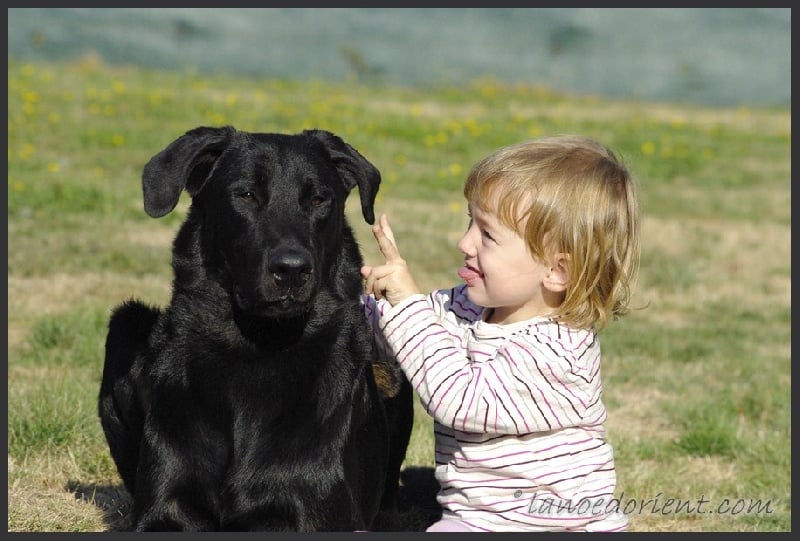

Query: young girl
left=361, top=135, right=640, bottom=532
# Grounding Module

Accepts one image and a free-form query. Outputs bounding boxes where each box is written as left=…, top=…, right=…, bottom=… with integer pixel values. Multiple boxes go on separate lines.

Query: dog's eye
left=310, top=195, right=326, bottom=207
left=239, top=192, right=256, bottom=203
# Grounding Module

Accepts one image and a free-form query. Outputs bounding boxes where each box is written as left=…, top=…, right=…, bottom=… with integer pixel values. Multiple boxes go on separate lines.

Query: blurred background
left=7, top=7, right=791, bottom=108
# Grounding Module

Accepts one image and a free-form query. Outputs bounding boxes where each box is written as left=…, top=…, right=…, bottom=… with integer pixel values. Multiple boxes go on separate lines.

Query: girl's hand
left=360, top=213, right=420, bottom=306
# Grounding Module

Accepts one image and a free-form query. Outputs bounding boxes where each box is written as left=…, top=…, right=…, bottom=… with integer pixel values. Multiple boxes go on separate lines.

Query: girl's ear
left=544, top=253, right=571, bottom=293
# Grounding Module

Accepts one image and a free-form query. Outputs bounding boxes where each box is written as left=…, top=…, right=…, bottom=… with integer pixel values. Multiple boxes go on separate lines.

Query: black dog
left=98, top=126, right=414, bottom=531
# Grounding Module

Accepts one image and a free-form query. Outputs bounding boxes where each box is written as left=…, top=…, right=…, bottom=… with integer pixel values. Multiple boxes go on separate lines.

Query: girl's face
left=457, top=203, right=556, bottom=324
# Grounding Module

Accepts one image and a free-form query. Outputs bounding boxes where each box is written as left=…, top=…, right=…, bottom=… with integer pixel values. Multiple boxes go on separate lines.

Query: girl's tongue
left=457, top=266, right=482, bottom=284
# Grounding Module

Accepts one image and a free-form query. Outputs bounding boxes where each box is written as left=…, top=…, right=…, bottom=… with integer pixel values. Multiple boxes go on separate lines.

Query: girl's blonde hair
left=463, top=135, right=640, bottom=331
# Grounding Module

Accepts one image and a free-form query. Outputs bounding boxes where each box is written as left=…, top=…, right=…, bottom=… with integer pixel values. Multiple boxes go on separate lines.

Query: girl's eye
left=482, top=229, right=495, bottom=242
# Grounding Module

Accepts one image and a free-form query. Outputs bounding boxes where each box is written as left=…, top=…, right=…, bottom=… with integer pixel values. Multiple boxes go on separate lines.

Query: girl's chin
left=463, top=284, right=488, bottom=306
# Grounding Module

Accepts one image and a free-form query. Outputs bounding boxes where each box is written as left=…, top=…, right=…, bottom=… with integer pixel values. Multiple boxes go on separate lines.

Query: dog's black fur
left=98, top=126, right=414, bottom=531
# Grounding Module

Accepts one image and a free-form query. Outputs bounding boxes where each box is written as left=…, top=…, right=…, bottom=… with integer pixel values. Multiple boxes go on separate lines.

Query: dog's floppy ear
left=304, top=129, right=381, bottom=225
left=142, top=126, right=236, bottom=218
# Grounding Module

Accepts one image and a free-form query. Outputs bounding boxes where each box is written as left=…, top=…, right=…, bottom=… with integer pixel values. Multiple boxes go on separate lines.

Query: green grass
left=6, top=56, right=791, bottom=532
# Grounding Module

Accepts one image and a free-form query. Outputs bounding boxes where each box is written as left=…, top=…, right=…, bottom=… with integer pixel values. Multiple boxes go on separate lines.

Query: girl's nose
left=457, top=226, right=476, bottom=257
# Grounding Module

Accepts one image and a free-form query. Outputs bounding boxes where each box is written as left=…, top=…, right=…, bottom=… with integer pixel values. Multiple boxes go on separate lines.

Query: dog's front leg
left=134, top=503, right=217, bottom=532
left=132, top=408, right=228, bottom=531
left=132, top=446, right=221, bottom=531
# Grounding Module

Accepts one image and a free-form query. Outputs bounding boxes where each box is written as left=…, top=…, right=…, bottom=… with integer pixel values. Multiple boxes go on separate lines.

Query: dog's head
left=141, top=126, right=381, bottom=319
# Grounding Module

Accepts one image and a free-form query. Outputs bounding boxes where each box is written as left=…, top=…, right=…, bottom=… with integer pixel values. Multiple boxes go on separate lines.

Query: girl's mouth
left=457, top=264, right=483, bottom=285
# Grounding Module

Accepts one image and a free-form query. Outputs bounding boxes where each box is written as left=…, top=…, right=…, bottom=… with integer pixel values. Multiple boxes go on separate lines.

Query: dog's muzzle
left=267, top=249, right=312, bottom=288
left=232, top=248, right=318, bottom=318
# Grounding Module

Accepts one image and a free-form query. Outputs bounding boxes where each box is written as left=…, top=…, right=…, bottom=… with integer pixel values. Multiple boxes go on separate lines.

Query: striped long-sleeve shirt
left=364, top=285, right=628, bottom=532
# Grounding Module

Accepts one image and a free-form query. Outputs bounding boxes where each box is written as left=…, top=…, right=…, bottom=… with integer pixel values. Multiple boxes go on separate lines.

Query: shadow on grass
left=67, top=465, right=440, bottom=532
left=66, top=480, right=132, bottom=531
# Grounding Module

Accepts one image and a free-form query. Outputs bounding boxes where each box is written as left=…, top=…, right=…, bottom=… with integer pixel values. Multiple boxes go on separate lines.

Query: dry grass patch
left=636, top=215, right=790, bottom=319
left=7, top=272, right=171, bottom=350
left=124, top=225, right=175, bottom=248
left=621, top=454, right=780, bottom=532
left=605, top=385, right=679, bottom=443
left=8, top=452, right=131, bottom=532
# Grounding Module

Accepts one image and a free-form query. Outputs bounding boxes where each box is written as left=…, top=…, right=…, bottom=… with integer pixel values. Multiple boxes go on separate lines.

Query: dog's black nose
left=268, top=250, right=312, bottom=286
